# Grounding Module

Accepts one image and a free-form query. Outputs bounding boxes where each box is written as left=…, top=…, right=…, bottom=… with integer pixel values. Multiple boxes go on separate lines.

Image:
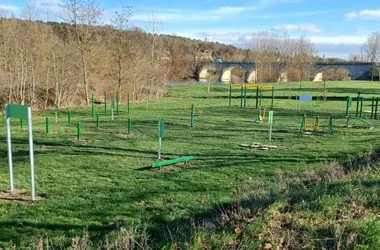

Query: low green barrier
left=152, top=156, right=194, bottom=170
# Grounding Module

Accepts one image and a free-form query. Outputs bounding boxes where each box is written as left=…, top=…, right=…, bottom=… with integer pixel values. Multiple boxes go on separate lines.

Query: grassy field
left=1, top=80, right=380, bottom=249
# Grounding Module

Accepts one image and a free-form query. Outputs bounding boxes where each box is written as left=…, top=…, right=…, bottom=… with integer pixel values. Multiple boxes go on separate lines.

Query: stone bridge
left=199, top=61, right=374, bottom=82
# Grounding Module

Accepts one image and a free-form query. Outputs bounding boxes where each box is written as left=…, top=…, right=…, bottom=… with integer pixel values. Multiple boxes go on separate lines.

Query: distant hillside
left=0, top=17, right=247, bottom=108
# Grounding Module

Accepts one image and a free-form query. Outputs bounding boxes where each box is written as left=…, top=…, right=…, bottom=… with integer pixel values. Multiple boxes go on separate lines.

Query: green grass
left=1, top=80, right=380, bottom=248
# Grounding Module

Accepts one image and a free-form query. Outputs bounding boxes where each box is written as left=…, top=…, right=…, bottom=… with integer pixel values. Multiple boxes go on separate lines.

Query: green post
left=240, top=87, right=243, bottom=108
left=271, top=86, right=274, bottom=109
left=300, top=114, right=306, bottom=133
left=96, top=113, right=100, bottom=128
left=111, top=99, right=115, bottom=120
left=359, top=97, right=363, bottom=118
left=91, top=93, right=95, bottom=117
left=128, top=118, right=132, bottom=134
left=371, top=97, right=375, bottom=119
left=190, top=104, right=195, bottom=128
left=346, top=96, right=352, bottom=117
left=228, top=85, right=232, bottom=107
left=244, top=86, right=247, bottom=108
left=127, top=93, right=130, bottom=115
left=68, top=110, right=72, bottom=125
left=375, top=98, right=379, bottom=120
left=77, top=122, right=81, bottom=140
left=314, top=115, right=319, bottom=133
left=268, top=111, right=273, bottom=141
left=355, top=91, right=360, bottom=117
left=104, top=91, right=107, bottom=116
left=116, top=91, right=119, bottom=115
left=259, top=89, right=262, bottom=107
left=255, top=86, right=259, bottom=109
left=20, top=119, right=24, bottom=129
left=328, top=116, right=333, bottom=135
left=46, top=117, right=50, bottom=134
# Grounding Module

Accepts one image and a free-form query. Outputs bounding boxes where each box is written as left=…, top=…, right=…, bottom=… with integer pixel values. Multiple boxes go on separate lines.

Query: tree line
left=0, top=0, right=248, bottom=109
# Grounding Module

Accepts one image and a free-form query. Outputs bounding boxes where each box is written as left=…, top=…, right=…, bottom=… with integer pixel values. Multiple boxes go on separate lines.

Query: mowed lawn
left=1, top=80, right=380, bottom=248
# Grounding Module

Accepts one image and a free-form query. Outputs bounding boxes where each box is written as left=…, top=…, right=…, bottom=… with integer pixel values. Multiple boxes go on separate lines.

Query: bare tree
left=361, top=32, right=380, bottom=81
left=110, top=0, right=133, bottom=100
left=60, top=0, right=104, bottom=104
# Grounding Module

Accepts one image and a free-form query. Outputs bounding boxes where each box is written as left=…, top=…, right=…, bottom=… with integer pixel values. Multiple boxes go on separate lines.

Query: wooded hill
left=0, top=17, right=247, bottom=109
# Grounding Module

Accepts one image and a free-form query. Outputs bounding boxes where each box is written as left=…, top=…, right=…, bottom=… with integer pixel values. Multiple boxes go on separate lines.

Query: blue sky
left=1, top=0, right=380, bottom=58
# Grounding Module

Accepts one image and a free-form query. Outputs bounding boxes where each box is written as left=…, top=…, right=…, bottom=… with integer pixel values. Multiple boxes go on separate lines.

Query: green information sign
left=268, top=111, right=274, bottom=125
left=158, top=121, right=164, bottom=138
left=6, top=104, right=29, bottom=120
left=6, top=104, right=36, bottom=201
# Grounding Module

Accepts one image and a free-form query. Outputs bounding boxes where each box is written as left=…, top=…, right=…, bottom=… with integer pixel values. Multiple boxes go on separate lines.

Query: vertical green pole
left=104, top=91, right=107, bottom=116
left=228, top=84, right=232, bottom=107
left=46, top=117, right=50, bottom=134
left=240, top=87, right=243, bottom=108
left=116, top=91, right=119, bottom=115
left=371, top=97, right=375, bottom=119
left=77, top=122, right=81, bottom=140
left=271, top=86, right=274, bottom=109
left=328, top=116, right=333, bottom=135
left=96, top=113, right=100, bottom=128
left=244, top=86, right=247, bottom=108
left=300, top=114, right=306, bottom=133
left=20, top=119, right=24, bottom=129
left=255, top=86, right=259, bottom=109
left=190, top=104, right=195, bottom=128
left=111, top=99, right=115, bottom=121
left=355, top=92, right=360, bottom=117
left=128, top=93, right=130, bottom=115
left=359, top=97, right=363, bottom=118
left=375, top=98, right=379, bottom=120
left=346, top=96, right=350, bottom=117
left=91, top=93, right=95, bottom=117
left=128, top=118, right=132, bottom=134
left=314, top=115, right=319, bottom=132
left=259, top=89, right=262, bottom=107
left=68, top=110, right=72, bottom=125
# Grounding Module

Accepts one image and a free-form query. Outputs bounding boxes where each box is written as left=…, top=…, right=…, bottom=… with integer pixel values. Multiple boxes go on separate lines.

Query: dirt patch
left=150, top=166, right=175, bottom=172
left=68, top=138, right=89, bottom=143
left=0, top=189, right=45, bottom=203
left=40, top=145, right=54, bottom=151
left=115, top=133, right=133, bottom=138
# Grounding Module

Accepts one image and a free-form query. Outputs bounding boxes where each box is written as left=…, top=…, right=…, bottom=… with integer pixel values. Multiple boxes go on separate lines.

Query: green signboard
left=268, top=111, right=273, bottom=125
left=158, top=120, right=164, bottom=138
left=6, top=104, right=29, bottom=120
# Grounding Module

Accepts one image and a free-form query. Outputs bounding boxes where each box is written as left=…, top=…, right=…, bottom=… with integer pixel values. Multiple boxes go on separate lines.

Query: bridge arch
left=221, top=66, right=246, bottom=83
left=313, top=66, right=351, bottom=81
left=199, top=65, right=220, bottom=82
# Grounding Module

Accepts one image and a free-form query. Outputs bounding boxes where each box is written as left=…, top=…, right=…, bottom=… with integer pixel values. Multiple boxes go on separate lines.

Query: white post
left=6, top=112, right=14, bottom=192
left=158, top=137, right=162, bottom=160
left=111, top=108, right=114, bottom=121
left=27, top=107, right=36, bottom=201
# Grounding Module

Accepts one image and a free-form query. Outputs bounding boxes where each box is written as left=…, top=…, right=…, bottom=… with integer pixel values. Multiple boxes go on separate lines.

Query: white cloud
left=273, top=24, right=322, bottom=33
left=345, top=9, right=380, bottom=19
left=132, top=5, right=255, bottom=23
left=35, top=0, right=61, bottom=6
left=308, top=35, right=367, bottom=45
left=211, top=6, right=255, bottom=15
left=0, top=4, right=20, bottom=13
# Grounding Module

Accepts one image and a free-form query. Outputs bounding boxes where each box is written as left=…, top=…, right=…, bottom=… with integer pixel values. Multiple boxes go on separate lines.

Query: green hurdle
left=152, top=156, right=194, bottom=170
